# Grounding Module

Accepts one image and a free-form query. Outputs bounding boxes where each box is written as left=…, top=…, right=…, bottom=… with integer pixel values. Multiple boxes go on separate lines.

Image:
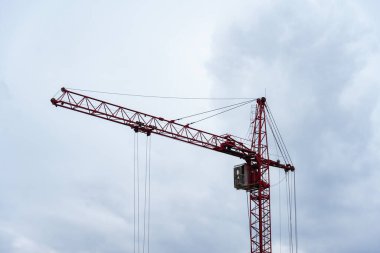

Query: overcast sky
left=1, top=0, right=380, bottom=253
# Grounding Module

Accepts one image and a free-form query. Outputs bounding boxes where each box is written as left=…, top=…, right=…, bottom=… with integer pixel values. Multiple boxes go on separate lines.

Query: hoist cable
left=137, top=133, right=140, bottom=253
left=279, top=169, right=282, bottom=253
left=285, top=174, right=293, bottom=253
left=134, top=133, right=152, bottom=253
left=189, top=99, right=254, bottom=125
left=294, top=172, right=298, bottom=253
left=274, top=131, right=282, bottom=253
left=133, top=133, right=136, bottom=253
left=147, top=137, right=151, bottom=253
left=143, top=135, right=149, bottom=253
left=285, top=174, right=289, bottom=252
left=288, top=173, right=295, bottom=253
left=66, top=87, right=256, bottom=100
left=175, top=99, right=255, bottom=121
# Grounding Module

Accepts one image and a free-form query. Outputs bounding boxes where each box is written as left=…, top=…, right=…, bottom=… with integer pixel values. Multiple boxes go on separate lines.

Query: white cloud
left=2, top=0, right=380, bottom=252
left=0, top=227, right=58, bottom=253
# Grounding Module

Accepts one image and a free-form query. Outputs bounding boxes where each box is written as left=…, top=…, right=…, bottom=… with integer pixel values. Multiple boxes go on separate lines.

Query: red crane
left=51, top=87, right=295, bottom=253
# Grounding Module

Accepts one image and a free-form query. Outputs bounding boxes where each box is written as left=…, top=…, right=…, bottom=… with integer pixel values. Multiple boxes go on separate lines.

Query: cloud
left=0, top=227, right=58, bottom=253
left=0, top=1, right=252, bottom=252
left=1, top=0, right=380, bottom=252
left=209, top=0, right=380, bottom=252
left=0, top=81, right=10, bottom=101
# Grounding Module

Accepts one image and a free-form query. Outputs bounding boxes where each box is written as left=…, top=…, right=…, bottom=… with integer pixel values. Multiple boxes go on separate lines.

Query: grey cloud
left=2, top=0, right=380, bottom=253
left=209, top=0, right=380, bottom=252
left=0, top=81, right=10, bottom=101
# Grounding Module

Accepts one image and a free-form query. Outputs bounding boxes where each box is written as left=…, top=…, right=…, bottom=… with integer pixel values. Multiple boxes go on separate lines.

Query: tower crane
left=51, top=87, right=295, bottom=253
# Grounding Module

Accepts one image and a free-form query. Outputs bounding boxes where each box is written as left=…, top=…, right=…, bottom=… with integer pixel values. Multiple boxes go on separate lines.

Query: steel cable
left=188, top=99, right=254, bottom=125
left=67, top=87, right=256, bottom=100
left=265, top=102, right=298, bottom=252
left=133, top=133, right=136, bottom=253
left=266, top=105, right=293, bottom=165
left=266, top=110, right=289, bottom=165
left=175, top=99, right=255, bottom=121
left=137, top=133, right=140, bottom=253
left=293, top=172, right=298, bottom=253
left=147, top=137, right=151, bottom=253
left=279, top=169, right=282, bottom=253
left=143, top=135, right=148, bottom=253
left=266, top=106, right=287, bottom=164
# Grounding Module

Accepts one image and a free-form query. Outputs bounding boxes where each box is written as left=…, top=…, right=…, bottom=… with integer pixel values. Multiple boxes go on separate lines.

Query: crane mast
left=250, top=97, right=271, bottom=253
left=51, top=87, right=295, bottom=253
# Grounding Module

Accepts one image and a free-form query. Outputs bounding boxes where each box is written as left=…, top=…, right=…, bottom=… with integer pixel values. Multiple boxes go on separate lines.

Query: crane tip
left=50, top=98, right=58, bottom=106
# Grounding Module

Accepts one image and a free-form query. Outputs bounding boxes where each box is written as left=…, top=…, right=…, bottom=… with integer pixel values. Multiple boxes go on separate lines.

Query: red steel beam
left=50, top=87, right=294, bottom=171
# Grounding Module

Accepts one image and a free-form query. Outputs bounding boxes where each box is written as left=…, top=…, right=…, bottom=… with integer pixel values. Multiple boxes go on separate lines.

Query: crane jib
left=51, top=87, right=293, bottom=172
